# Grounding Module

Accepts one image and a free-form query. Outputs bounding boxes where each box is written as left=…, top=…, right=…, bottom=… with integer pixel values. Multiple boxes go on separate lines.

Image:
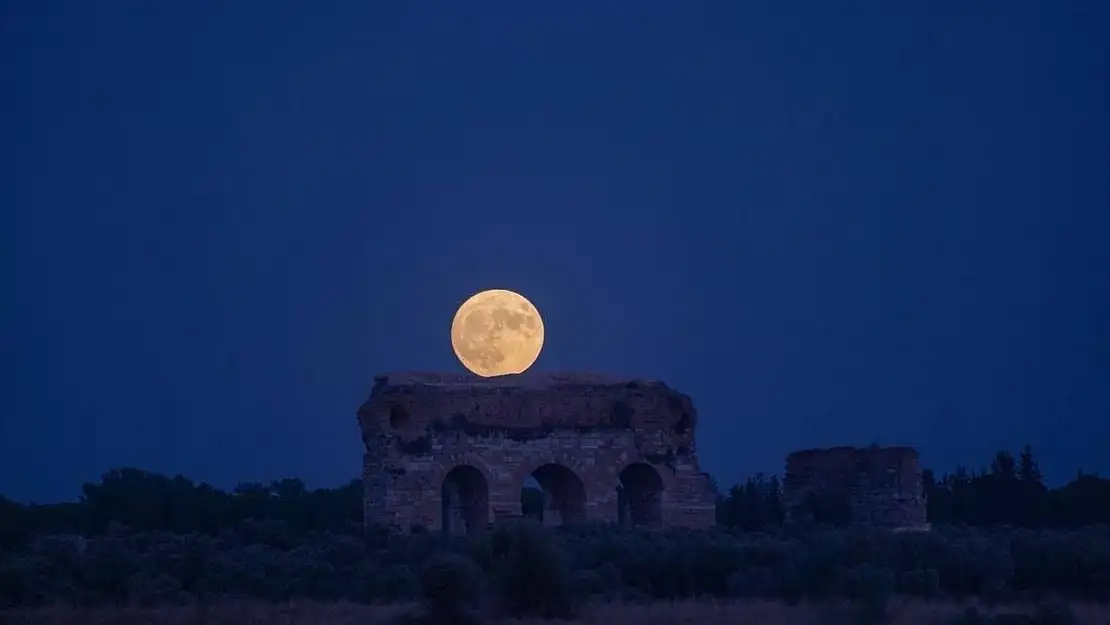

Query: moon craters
left=451, top=289, right=544, bottom=377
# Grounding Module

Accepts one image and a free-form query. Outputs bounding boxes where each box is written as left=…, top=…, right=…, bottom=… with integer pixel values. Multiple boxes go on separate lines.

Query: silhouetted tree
left=716, top=474, right=784, bottom=530
left=1018, top=445, right=1043, bottom=484
left=922, top=446, right=1110, bottom=528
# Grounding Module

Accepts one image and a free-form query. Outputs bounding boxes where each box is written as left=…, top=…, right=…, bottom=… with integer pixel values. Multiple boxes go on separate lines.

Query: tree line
left=0, top=472, right=363, bottom=549
left=1, top=445, right=1108, bottom=548
left=714, top=445, right=1110, bottom=531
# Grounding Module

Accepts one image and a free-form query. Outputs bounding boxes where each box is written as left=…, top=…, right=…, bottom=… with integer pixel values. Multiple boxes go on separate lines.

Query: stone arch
left=432, top=452, right=497, bottom=487
left=441, top=464, right=489, bottom=535
left=528, top=463, right=587, bottom=525
left=513, top=454, right=591, bottom=525
left=618, top=462, right=665, bottom=528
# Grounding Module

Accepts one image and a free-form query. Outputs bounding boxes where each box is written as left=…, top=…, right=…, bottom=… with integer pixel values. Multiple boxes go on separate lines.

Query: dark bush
left=899, top=567, right=940, bottom=597
left=419, top=552, right=483, bottom=615
left=491, top=520, right=575, bottom=620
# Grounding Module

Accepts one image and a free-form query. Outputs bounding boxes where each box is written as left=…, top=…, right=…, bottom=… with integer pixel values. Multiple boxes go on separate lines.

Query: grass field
left=2, top=599, right=1107, bottom=625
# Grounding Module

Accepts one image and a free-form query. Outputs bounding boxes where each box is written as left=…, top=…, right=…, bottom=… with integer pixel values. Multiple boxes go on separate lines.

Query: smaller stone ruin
left=357, top=371, right=717, bottom=533
left=783, top=445, right=929, bottom=530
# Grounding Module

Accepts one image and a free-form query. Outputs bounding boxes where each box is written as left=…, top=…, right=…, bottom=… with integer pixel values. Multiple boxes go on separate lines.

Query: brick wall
left=357, top=372, right=716, bottom=532
left=783, top=445, right=928, bottom=530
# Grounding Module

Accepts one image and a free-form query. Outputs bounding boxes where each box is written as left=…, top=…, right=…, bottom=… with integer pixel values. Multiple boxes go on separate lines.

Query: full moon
left=450, top=289, right=544, bottom=377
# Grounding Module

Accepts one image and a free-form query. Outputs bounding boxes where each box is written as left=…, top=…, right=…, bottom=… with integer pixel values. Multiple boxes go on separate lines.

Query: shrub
left=418, top=552, right=483, bottom=616
left=491, top=520, right=575, bottom=619
left=899, top=567, right=940, bottom=597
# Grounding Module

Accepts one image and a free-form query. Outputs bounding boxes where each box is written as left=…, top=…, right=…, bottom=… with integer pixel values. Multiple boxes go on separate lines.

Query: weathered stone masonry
left=357, top=372, right=717, bottom=533
left=783, top=445, right=929, bottom=530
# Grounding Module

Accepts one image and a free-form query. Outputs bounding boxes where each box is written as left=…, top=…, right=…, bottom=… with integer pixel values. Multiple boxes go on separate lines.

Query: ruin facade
left=357, top=371, right=717, bottom=533
left=783, top=446, right=929, bottom=530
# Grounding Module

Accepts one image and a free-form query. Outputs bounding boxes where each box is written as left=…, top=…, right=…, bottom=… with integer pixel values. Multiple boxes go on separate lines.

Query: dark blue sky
left=3, top=2, right=1107, bottom=502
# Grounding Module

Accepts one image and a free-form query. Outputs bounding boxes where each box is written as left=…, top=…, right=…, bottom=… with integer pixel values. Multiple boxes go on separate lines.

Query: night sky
left=3, top=2, right=1107, bottom=503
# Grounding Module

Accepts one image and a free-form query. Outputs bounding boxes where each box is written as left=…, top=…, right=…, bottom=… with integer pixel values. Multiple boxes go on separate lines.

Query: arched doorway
left=441, top=465, right=489, bottom=535
left=521, top=463, right=586, bottom=526
left=618, top=463, right=664, bottom=528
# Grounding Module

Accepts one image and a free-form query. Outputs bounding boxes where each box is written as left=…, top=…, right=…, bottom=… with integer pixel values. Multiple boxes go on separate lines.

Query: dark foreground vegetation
left=2, top=520, right=1109, bottom=609
left=5, top=600, right=1110, bottom=625
left=1, top=446, right=1108, bottom=623
left=0, top=519, right=1105, bottom=612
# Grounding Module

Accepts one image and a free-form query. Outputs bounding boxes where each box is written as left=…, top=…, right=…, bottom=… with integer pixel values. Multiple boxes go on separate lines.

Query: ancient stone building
left=357, top=372, right=717, bottom=533
left=783, top=446, right=928, bottom=530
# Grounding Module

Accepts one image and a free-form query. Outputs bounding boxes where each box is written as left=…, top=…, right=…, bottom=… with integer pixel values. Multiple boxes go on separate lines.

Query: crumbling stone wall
left=783, top=446, right=928, bottom=530
left=357, top=372, right=716, bottom=532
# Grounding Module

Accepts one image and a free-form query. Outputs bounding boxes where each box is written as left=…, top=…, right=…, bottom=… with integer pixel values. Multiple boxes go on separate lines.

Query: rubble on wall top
left=787, top=445, right=919, bottom=460
left=372, top=370, right=671, bottom=391
left=359, top=370, right=698, bottom=437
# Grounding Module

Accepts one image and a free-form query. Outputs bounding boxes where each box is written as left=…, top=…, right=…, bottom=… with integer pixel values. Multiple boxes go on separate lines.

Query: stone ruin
left=783, top=445, right=929, bottom=530
left=357, top=371, right=717, bottom=533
